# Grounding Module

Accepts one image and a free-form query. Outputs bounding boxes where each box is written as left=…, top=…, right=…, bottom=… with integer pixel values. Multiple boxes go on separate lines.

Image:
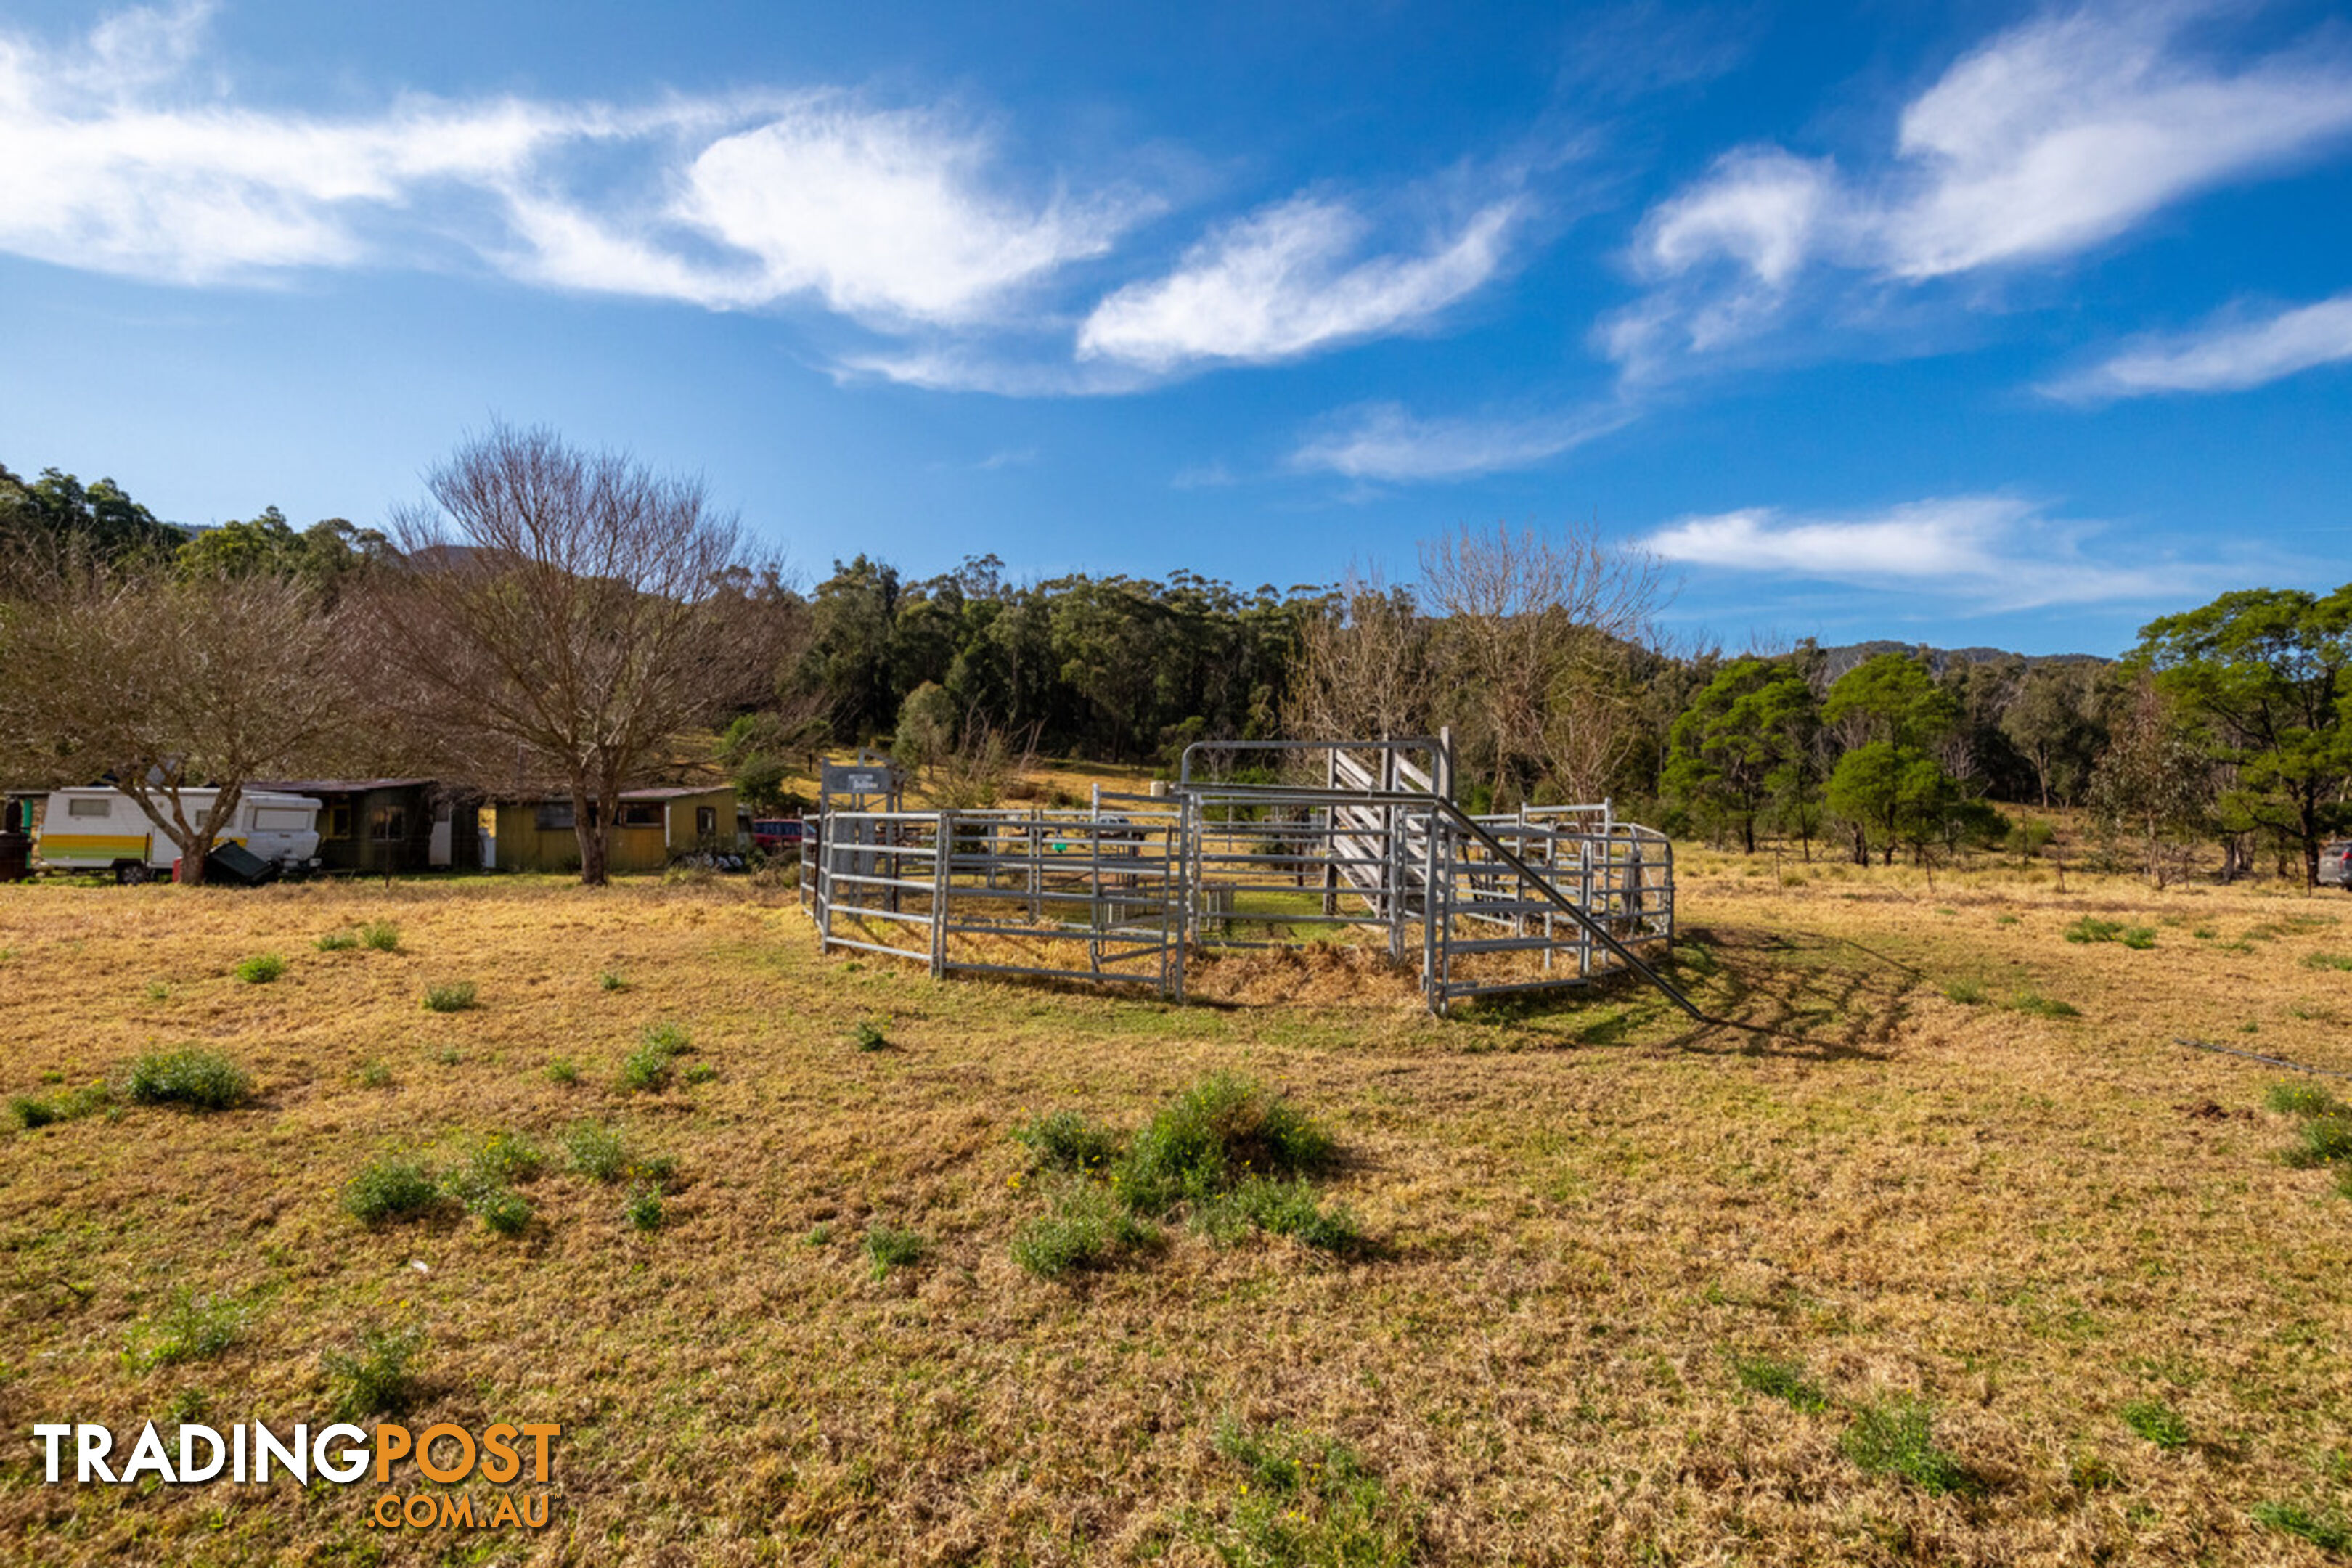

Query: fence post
left=931, top=810, right=952, bottom=978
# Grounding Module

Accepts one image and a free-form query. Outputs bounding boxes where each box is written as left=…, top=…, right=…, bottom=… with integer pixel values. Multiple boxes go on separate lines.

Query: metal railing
left=807, top=755, right=1679, bottom=1017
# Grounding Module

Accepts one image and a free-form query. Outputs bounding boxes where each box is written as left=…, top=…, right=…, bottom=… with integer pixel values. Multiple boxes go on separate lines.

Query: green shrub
left=1012, top=1182, right=1160, bottom=1278
left=359, top=920, right=401, bottom=952
left=2251, top=1501, right=2351, bottom=1552
left=422, top=982, right=477, bottom=1013
left=2120, top=1398, right=2190, bottom=1449
left=125, top=1048, right=253, bottom=1111
left=234, top=952, right=287, bottom=984
left=343, top=1157, right=443, bottom=1225
left=126, top=1289, right=247, bottom=1369
left=319, top=1327, right=424, bottom=1421
left=624, top=1183, right=665, bottom=1232
left=850, top=1018, right=889, bottom=1052
left=863, top=1223, right=925, bottom=1279
left=1012, top=1109, right=1125, bottom=1174
left=2266, top=1081, right=2341, bottom=1118
left=315, top=931, right=359, bottom=952
left=1114, top=1071, right=1334, bottom=1214
left=1841, top=1395, right=1973, bottom=1495
left=1732, top=1354, right=1829, bottom=1413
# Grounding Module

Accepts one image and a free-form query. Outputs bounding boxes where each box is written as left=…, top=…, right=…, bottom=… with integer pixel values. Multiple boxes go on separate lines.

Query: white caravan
left=34, top=788, right=323, bottom=883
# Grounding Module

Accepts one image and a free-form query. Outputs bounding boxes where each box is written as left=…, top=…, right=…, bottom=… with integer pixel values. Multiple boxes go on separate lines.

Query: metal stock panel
left=808, top=743, right=1678, bottom=1017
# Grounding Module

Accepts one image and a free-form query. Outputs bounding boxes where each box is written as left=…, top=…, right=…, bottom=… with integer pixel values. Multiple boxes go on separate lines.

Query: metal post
left=930, top=810, right=952, bottom=978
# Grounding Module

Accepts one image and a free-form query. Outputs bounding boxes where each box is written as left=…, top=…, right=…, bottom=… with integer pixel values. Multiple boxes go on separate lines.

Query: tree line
left=4, top=447, right=2345, bottom=886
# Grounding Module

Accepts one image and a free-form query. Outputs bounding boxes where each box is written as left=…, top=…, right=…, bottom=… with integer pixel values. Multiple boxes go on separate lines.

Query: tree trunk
left=1741, top=816, right=1755, bottom=854
left=180, top=838, right=208, bottom=886
left=569, top=783, right=609, bottom=886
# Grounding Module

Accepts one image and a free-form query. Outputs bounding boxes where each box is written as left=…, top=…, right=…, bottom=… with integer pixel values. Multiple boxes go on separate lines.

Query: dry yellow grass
left=1, top=856, right=2348, bottom=1565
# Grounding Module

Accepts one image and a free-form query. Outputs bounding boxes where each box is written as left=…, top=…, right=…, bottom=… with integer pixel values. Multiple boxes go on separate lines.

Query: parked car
left=34, top=787, right=322, bottom=883
left=750, top=817, right=806, bottom=854
left=2322, top=840, right=2352, bottom=889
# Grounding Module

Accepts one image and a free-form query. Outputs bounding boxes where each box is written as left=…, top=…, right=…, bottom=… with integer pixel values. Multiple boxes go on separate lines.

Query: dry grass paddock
left=1, top=854, right=2349, bottom=1565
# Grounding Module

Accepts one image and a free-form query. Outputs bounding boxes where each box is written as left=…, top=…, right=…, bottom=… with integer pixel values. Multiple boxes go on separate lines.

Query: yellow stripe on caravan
left=39, top=835, right=152, bottom=856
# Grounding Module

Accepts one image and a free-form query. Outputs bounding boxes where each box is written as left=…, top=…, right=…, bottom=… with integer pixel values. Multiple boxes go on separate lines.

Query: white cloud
left=1077, top=194, right=1518, bottom=369
left=1639, top=494, right=2204, bottom=609
left=0, top=7, right=1141, bottom=330
left=2043, top=290, right=2352, bottom=401
left=1291, top=399, right=1632, bottom=482
left=1612, top=4, right=2352, bottom=371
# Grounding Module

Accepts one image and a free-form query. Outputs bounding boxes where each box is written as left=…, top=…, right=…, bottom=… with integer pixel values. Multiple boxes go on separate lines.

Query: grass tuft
left=1012, top=1108, right=1125, bottom=1174
left=359, top=920, right=401, bottom=952
left=624, top=1183, right=665, bottom=1231
left=319, top=1326, right=424, bottom=1421
left=1193, top=1175, right=1363, bottom=1253
left=315, top=931, right=359, bottom=952
left=2302, top=951, right=2352, bottom=971
left=2251, top=1501, right=2351, bottom=1552
left=2009, top=991, right=2081, bottom=1019
left=1194, top=1416, right=1421, bottom=1567
left=2266, top=1081, right=2341, bottom=1118
left=12, top=1082, right=111, bottom=1130
left=1114, top=1071, right=1334, bottom=1215
left=1840, top=1395, right=1975, bottom=1495
left=1942, top=979, right=1988, bottom=1006
left=2285, top=1116, right=2352, bottom=1168
left=618, top=1021, right=690, bottom=1091
left=234, top=952, right=287, bottom=984
left=343, top=1156, right=443, bottom=1226
left=2119, top=1397, right=2191, bottom=1450
left=1732, top=1354, right=1830, bottom=1413
left=422, top=981, right=477, bottom=1013
left=850, top=1018, right=889, bottom=1052
left=126, top=1289, right=247, bottom=1370
left=356, top=1059, right=393, bottom=1089
left=863, top=1223, right=925, bottom=1279
left=563, top=1120, right=631, bottom=1182
left=124, top=1047, right=252, bottom=1111
left=1012, top=1181, right=1160, bottom=1278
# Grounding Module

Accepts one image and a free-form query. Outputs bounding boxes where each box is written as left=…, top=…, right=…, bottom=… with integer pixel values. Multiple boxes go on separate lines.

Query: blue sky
left=3, top=1, right=2350, bottom=656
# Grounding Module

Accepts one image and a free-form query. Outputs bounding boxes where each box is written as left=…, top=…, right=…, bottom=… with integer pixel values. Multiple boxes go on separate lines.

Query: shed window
left=616, top=803, right=661, bottom=828
left=323, top=804, right=352, bottom=840
left=67, top=797, right=113, bottom=818
left=696, top=807, right=718, bottom=836
left=535, top=801, right=575, bottom=831
left=369, top=804, right=409, bottom=842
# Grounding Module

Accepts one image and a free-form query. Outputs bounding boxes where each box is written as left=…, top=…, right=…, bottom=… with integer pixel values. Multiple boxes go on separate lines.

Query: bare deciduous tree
left=0, top=563, right=358, bottom=881
left=1417, top=522, right=1665, bottom=806
left=369, top=423, right=783, bottom=885
left=1282, top=565, right=1433, bottom=746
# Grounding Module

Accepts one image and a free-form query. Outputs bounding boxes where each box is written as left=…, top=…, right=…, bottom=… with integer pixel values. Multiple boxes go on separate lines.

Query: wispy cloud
left=2043, top=290, right=2352, bottom=401
left=1291, top=399, right=1633, bottom=483
left=1077, top=192, right=1520, bottom=370
left=1639, top=494, right=2211, bottom=610
left=1608, top=4, right=2352, bottom=374
left=0, top=5, right=1146, bottom=330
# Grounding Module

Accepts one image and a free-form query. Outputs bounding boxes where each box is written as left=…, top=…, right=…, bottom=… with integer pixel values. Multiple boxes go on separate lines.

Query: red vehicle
left=750, top=817, right=806, bottom=854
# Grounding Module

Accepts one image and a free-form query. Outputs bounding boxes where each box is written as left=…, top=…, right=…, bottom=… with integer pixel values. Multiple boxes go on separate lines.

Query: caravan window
left=66, top=798, right=113, bottom=818
left=616, top=803, right=661, bottom=828
left=255, top=808, right=311, bottom=832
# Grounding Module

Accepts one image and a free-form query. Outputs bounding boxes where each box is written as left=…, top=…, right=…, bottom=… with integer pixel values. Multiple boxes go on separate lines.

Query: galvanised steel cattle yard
left=804, top=738, right=1675, bottom=1015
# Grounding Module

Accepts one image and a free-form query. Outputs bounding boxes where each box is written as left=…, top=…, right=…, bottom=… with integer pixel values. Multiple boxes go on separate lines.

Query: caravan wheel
left=115, top=862, right=152, bottom=886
